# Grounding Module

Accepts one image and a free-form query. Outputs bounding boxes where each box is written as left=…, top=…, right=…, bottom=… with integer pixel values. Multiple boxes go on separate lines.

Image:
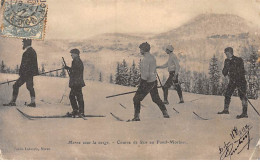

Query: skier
left=3, top=39, right=39, bottom=107
left=218, top=47, right=248, bottom=119
left=131, top=42, right=170, bottom=121
left=64, top=49, right=85, bottom=117
left=156, top=45, right=184, bottom=104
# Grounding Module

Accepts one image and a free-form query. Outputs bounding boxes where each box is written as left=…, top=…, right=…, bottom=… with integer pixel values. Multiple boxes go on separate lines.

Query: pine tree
left=1, top=60, right=5, bottom=73
left=219, top=76, right=229, bottom=96
left=202, top=73, right=210, bottom=95
left=128, top=67, right=133, bottom=86
left=244, top=46, right=259, bottom=99
left=15, top=65, right=19, bottom=74
left=99, top=72, right=103, bottom=82
left=41, top=64, right=46, bottom=76
left=193, top=72, right=204, bottom=94
left=120, top=59, right=129, bottom=86
left=55, top=70, right=59, bottom=77
left=60, top=68, right=66, bottom=78
left=133, top=60, right=140, bottom=87
left=115, top=62, right=121, bottom=85
left=209, top=55, right=221, bottom=95
left=184, top=70, right=192, bottom=92
left=109, top=74, right=114, bottom=84
left=115, top=60, right=129, bottom=86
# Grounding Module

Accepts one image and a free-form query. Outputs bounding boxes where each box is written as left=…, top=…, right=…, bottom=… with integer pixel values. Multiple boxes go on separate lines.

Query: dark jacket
left=68, top=57, right=85, bottom=88
left=19, top=47, right=39, bottom=77
left=222, top=56, right=246, bottom=83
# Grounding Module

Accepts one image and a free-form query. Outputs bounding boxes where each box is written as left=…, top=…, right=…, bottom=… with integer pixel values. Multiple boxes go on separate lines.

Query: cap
left=22, top=39, right=32, bottom=45
left=139, top=42, right=150, bottom=52
left=224, top=47, right=233, bottom=54
left=165, top=45, right=174, bottom=52
left=70, top=48, right=80, bottom=55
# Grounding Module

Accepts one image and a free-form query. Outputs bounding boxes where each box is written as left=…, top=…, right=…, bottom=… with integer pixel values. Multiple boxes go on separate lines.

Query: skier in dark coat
left=65, top=48, right=85, bottom=117
left=4, top=39, right=39, bottom=107
left=218, top=47, right=248, bottom=119
left=130, top=42, right=170, bottom=121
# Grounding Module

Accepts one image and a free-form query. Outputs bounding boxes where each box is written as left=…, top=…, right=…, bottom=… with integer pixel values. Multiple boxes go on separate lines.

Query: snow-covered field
left=0, top=73, right=259, bottom=159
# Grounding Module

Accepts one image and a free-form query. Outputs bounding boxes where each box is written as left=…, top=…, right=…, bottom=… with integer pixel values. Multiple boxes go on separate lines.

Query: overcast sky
left=44, top=0, right=260, bottom=39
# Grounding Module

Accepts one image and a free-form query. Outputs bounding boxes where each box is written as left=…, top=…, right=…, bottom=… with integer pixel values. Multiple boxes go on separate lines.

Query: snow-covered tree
left=99, top=72, right=103, bottom=82
left=109, top=74, right=114, bottom=84
left=209, top=55, right=221, bottom=95
left=1, top=60, right=5, bottom=73
left=242, top=46, right=259, bottom=99
left=60, top=68, right=66, bottom=78
left=130, top=60, right=140, bottom=87
left=41, top=64, right=46, bottom=76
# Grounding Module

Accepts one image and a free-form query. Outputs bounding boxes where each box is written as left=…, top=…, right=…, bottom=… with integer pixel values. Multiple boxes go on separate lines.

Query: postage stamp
left=1, top=0, right=47, bottom=40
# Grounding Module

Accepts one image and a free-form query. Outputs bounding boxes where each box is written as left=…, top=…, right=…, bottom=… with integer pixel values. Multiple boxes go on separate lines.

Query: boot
left=3, top=95, right=17, bottom=106
left=26, top=102, right=36, bottom=107
left=179, top=97, right=184, bottom=104
left=131, top=111, right=140, bottom=121
left=162, top=110, right=170, bottom=118
left=163, top=100, right=169, bottom=105
left=236, top=104, right=248, bottom=119
left=3, top=102, right=16, bottom=106
left=66, top=111, right=78, bottom=118
left=218, top=103, right=229, bottom=114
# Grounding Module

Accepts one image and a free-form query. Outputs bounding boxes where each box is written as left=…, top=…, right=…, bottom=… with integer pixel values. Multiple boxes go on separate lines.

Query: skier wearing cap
left=3, top=39, right=39, bottom=107
left=157, top=45, right=184, bottom=104
left=64, top=49, right=85, bottom=117
left=218, top=47, right=248, bottom=119
left=131, top=42, right=170, bottom=121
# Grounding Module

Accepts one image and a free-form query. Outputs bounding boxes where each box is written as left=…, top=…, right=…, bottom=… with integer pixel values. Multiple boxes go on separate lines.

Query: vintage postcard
left=0, top=0, right=259, bottom=160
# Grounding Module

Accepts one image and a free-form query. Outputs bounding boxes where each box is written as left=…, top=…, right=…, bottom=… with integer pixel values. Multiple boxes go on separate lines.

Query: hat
left=70, top=48, right=80, bottom=55
left=165, top=45, right=174, bottom=52
left=22, top=39, right=32, bottom=45
left=224, top=47, right=233, bottom=54
left=139, top=42, right=150, bottom=52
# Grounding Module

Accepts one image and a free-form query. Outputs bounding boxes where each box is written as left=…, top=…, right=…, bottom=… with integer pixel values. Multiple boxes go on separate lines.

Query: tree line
left=0, top=61, right=67, bottom=78
left=112, top=46, right=259, bottom=99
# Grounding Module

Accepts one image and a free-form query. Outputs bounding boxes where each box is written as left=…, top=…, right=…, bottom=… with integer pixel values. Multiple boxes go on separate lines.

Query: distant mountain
left=154, top=14, right=252, bottom=40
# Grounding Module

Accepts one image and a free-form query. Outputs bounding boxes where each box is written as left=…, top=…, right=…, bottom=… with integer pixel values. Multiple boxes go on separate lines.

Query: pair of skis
left=16, top=108, right=105, bottom=120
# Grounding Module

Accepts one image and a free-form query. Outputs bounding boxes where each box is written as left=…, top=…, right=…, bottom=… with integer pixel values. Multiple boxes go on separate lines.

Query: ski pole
left=237, top=87, right=260, bottom=116
left=62, top=57, right=71, bottom=77
left=156, top=73, right=163, bottom=87
left=0, top=68, right=64, bottom=86
left=106, top=86, right=163, bottom=98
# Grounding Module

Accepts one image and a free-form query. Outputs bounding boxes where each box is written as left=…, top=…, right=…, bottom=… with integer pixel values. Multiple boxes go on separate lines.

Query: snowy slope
left=0, top=73, right=259, bottom=159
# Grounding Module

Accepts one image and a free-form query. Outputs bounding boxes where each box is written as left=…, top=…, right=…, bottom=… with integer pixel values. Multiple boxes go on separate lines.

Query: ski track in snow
left=0, top=73, right=259, bottom=159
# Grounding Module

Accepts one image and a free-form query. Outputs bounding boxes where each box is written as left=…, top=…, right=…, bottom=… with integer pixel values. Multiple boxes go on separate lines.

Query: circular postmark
left=4, top=0, right=47, bottom=28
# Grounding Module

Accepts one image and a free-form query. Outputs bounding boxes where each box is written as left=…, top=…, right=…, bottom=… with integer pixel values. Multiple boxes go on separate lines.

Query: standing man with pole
left=131, top=42, right=170, bottom=121
left=3, top=39, right=39, bottom=107
left=156, top=45, right=184, bottom=105
left=64, top=49, right=86, bottom=117
left=218, top=47, right=248, bottom=119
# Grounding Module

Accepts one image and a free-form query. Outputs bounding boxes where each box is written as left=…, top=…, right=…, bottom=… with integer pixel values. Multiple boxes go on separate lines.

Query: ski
left=77, top=113, right=87, bottom=120
left=16, top=108, right=105, bottom=120
left=16, top=108, right=34, bottom=120
left=110, top=112, right=125, bottom=121
left=110, top=112, right=141, bottom=122
left=172, top=107, right=179, bottom=114
left=119, top=103, right=126, bottom=109
left=193, top=111, right=210, bottom=120
left=176, top=98, right=201, bottom=104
